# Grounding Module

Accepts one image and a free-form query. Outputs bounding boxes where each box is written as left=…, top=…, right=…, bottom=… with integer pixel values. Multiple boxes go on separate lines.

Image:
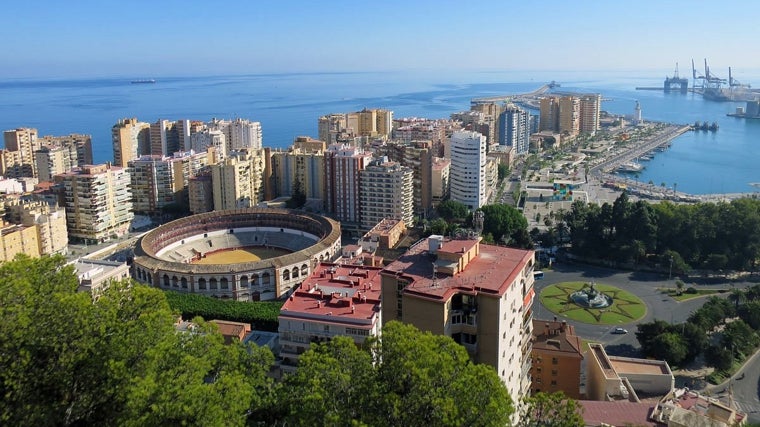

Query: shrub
left=685, top=287, right=698, bottom=294
left=164, top=291, right=282, bottom=331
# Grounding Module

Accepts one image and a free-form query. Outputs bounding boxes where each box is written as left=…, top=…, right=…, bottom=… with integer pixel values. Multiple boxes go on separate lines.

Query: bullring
left=132, top=208, right=342, bottom=301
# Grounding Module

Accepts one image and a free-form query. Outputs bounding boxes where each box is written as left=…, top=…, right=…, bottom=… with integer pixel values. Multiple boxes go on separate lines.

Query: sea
left=1, top=69, right=759, bottom=195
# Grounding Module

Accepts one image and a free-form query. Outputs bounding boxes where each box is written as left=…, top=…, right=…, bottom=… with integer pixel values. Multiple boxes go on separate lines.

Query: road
left=535, top=262, right=760, bottom=421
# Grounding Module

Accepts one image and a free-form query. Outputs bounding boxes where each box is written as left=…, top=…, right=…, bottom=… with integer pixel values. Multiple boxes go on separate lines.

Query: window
left=551, top=370, right=558, bottom=376
left=550, top=380, right=557, bottom=386
left=552, top=357, right=558, bottom=365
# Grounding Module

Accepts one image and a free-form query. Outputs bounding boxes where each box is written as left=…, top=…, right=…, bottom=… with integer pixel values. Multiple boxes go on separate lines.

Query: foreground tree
left=0, top=255, right=275, bottom=426
left=516, top=391, right=584, bottom=427
left=278, top=321, right=514, bottom=427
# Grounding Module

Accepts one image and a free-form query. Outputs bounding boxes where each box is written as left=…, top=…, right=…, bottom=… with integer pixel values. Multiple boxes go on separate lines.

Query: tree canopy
left=277, top=321, right=514, bottom=427
left=478, top=204, right=531, bottom=248
left=0, top=255, right=275, bottom=427
left=565, top=193, right=760, bottom=271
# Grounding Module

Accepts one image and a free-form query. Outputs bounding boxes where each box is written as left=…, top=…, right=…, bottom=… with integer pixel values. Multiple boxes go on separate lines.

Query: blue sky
left=2, top=0, right=760, bottom=78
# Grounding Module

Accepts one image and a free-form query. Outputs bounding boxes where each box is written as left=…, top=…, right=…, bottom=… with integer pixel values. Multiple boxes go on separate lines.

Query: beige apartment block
left=2, top=128, right=41, bottom=178
left=112, top=118, right=150, bottom=167
left=5, top=198, right=68, bottom=256
left=359, top=159, right=413, bottom=232
left=381, top=235, right=536, bottom=403
left=211, top=148, right=265, bottom=210
left=0, top=222, right=40, bottom=261
left=57, top=164, right=133, bottom=244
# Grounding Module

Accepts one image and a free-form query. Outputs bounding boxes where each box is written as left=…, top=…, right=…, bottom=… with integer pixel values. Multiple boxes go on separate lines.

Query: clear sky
left=3, top=0, right=760, bottom=78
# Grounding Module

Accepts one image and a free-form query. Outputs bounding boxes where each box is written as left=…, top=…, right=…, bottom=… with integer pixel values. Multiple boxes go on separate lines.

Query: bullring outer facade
left=132, top=208, right=342, bottom=301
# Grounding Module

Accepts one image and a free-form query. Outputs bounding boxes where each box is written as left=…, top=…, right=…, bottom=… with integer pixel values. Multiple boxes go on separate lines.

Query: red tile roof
left=280, top=262, right=383, bottom=328
left=381, top=238, right=533, bottom=301
left=579, top=400, right=663, bottom=427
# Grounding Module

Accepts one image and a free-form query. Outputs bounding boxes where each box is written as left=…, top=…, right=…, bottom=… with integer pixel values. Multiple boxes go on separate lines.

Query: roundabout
left=539, top=281, right=646, bottom=325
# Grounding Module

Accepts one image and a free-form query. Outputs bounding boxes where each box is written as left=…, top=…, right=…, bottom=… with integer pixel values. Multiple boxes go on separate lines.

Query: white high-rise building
left=208, top=118, right=263, bottom=152
left=449, top=130, right=486, bottom=210
left=190, top=129, right=227, bottom=160
left=498, top=105, right=531, bottom=155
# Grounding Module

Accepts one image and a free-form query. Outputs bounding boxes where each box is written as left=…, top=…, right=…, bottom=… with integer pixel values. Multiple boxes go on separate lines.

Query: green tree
left=722, top=319, right=759, bottom=357
left=649, top=333, right=688, bottom=366
left=738, top=301, right=760, bottom=330
left=429, top=218, right=449, bottom=235
left=478, top=204, right=530, bottom=248
left=286, top=178, right=307, bottom=209
left=122, top=319, right=275, bottom=427
left=437, top=200, right=469, bottom=221
left=729, top=288, right=747, bottom=309
left=635, top=319, right=672, bottom=356
left=0, top=255, right=276, bottom=427
left=516, top=391, right=584, bottom=427
left=374, top=322, right=513, bottom=427
left=675, top=279, right=685, bottom=295
left=278, top=336, right=376, bottom=426
left=705, top=345, right=733, bottom=371
left=497, top=163, right=510, bottom=180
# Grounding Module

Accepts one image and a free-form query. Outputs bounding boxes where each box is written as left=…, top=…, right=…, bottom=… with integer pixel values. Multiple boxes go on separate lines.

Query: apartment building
left=2, top=128, right=41, bottom=178
left=128, top=150, right=210, bottom=215
left=498, top=104, right=531, bottom=155
left=57, top=164, right=133, bottom=243
left=208, top=117, right=263, bottom=151
left=267, top=137, right=326, bottom=203
left=530, top=318, right=583, bottom=399
left=431, top=157, right=450, bottom=206
left=150, top=119, right=190, bottom=156
left=278, top=262, right=384, bottom=373
left=0, top=222, right=40, bottom=261
left=381, top=235, right=536, bottom=402
left=559, top=96, right=580, bottom=136
left=579, top=94, right=602, bottom=134
left=112, top=118, right=150, bottom=167
left=190, top=129, right=227, bottom=160
left=359, top=158, right=413, bottom=232
left=448, top=130, right=487, bottom=210
left=324, top=144, right=373, bottom=229
left=188, top=173, right=213, bottom=214
left=211, top=148, right=265, bottom=210
left=5, top=198, right=68, bottom=256
left=73, top=259, right=131, bottom=296
left=375, top=139, right=434, bottom=219
left=318, top=109, right=393, bottom=144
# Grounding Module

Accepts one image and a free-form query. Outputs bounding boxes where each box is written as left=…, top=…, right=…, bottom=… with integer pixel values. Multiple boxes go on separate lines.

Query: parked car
left=612, top=327, right=628, bottom=334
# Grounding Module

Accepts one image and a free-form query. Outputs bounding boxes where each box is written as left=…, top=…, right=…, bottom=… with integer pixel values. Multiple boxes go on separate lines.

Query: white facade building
left=448, top=130, right=487, bottom=210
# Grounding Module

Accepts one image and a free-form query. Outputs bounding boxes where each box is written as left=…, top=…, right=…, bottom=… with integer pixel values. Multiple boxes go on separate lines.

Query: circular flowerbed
left=539, top=282, right=646, bottom=324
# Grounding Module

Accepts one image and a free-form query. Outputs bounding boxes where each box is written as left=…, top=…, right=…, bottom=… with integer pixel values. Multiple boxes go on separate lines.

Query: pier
left=471, top=82, right=557, bottom=106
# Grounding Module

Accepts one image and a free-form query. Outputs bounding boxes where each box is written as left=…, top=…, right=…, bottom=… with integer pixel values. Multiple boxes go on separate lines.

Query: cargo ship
left=131, top=79, right=156, bottom=84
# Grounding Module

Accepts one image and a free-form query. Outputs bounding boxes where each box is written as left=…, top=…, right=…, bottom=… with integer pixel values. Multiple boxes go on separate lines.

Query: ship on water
left=131, top=79, right=156, bottom=84
left=693, top=60, right=758, bottom=102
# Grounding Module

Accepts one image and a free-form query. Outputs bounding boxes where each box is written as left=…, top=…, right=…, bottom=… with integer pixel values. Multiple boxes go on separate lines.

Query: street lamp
left=669, top=256, right=674, bottom=280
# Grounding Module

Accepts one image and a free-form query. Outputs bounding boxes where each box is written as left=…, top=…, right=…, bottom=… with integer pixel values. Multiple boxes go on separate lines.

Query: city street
left=535, top=261, right=760, bottom=421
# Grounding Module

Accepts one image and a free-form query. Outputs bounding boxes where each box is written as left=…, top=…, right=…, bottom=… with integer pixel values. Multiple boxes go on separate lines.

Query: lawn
left=539, top=282, right=646, bottom=325
left=658, top=288, right=723, bottom=302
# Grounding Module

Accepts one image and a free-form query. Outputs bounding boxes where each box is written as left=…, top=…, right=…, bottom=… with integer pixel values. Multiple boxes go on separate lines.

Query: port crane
left=691, top=58, right=705, bottom=90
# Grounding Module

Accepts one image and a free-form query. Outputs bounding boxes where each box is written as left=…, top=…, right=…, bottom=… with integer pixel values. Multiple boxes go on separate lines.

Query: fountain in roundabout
left=569, top=282, right=613, bottom=308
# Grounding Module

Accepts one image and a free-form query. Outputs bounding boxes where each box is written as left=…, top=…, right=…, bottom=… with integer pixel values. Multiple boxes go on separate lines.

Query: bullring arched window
left=198, top=278, right=207, bottom=290
left=292, top=267, right=299, bottom=279
left=240, top=276, right=249, bottom=288
left=210, top=278, right=218, bottom=290
left=220, top=278, right=229, bottom=290
left=163, top=274, right=170, bottom=287
left=181, top=277, right=188, bottom=289
left=301, top=264, right=308, bottom=276
left=283, top=270, right=290, bottom=281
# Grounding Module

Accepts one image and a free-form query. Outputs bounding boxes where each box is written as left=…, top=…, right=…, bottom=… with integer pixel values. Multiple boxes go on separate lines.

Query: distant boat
left=131, top=79, right=156, bottom=84
left=617, top=161, right=644, bottom=173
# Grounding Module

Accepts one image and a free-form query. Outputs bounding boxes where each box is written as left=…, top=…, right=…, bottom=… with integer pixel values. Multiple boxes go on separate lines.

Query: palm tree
left=675, top=280, right=685, bottom=295
left=729, top=288, right=747, bottom=309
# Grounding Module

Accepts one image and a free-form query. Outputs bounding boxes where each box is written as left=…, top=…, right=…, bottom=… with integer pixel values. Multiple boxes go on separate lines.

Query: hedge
left=164, top=291, right=282, bottom=332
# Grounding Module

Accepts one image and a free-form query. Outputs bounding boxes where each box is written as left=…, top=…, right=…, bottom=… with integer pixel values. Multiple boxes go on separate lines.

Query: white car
left=612, top=327, right=628, bottom=334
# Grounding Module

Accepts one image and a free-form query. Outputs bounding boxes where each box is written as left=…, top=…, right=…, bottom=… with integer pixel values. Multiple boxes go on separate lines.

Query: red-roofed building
left=380, top=235, right=536, bottom=402
left=579, top=400, right=663, bottom=427
left=278, top=261, right=383, bottom=373
left=531, top=318, right=583, bottom=399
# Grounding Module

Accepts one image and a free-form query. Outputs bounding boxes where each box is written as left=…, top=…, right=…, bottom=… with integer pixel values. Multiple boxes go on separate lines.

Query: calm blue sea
left=1, top=70, right=758, bottom=195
